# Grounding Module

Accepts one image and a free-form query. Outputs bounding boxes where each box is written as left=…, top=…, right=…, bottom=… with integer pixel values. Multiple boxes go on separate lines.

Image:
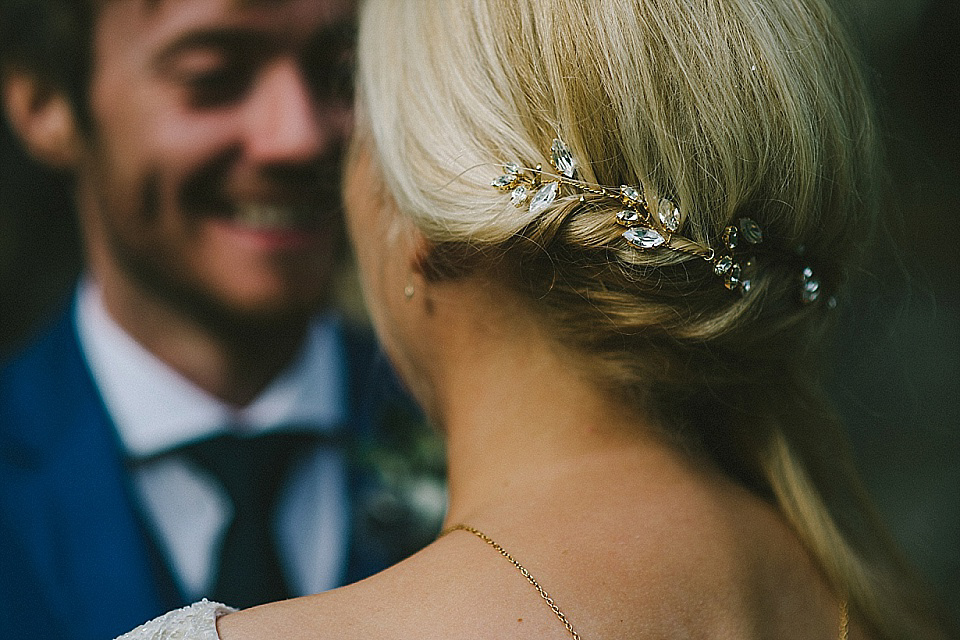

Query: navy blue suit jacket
left=0, top=301, right=420, bottom=640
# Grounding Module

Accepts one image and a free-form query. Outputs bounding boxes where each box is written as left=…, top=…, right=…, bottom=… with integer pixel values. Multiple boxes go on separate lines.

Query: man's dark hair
left=0, top=0, right=96, bottom=127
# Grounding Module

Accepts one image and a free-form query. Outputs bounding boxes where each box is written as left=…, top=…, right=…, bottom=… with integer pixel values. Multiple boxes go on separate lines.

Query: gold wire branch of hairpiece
left=491, top=138, right=766, bottom=295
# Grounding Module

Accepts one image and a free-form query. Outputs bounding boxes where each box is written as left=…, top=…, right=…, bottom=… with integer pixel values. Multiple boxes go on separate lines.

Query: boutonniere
left=351, top=399, right=447, bottom=557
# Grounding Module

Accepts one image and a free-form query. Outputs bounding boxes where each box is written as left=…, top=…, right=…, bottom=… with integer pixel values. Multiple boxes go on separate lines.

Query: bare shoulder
left=616, top=466, right=857, bottom=639
left=216, top=460, right=857, bottom=640
left=215, top=535, right=573, bottom=640
left=487, top=453, right=857, bottom=640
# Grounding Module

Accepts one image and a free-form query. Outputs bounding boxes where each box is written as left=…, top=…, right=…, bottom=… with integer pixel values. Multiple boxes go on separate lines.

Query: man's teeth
left=234, top=203, right=311, bottom=229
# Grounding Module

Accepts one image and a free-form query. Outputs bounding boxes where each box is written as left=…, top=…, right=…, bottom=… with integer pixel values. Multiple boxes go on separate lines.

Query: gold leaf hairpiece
left=491, top=138, right=765, bottom=294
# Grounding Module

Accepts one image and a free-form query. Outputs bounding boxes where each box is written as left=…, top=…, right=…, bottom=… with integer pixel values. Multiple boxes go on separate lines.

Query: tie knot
left=174, top=430, right=327, bottom=607
left=180, top=431, right=319, bottom=510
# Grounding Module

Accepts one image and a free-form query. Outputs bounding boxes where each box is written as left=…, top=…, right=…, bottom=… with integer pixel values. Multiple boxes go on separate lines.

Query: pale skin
left=216, top=141, right=865, bottom=639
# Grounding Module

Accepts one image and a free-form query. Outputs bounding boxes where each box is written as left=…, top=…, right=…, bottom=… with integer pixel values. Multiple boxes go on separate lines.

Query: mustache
left=178, top=150, right=346, bottom=217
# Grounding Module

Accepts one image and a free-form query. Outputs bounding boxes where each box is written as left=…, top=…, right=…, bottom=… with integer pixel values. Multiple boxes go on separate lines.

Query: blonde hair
left=356, top=1, right=949, bottom=637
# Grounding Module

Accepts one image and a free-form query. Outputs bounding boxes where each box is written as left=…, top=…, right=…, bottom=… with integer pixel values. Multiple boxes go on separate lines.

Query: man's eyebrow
left=152, top=29, right=269, bottom=69
left=151, top=20, right=357, bottom=69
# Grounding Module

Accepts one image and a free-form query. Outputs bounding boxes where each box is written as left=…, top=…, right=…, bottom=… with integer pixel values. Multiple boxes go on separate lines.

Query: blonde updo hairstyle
left=356, top=0, right=947, bottom=637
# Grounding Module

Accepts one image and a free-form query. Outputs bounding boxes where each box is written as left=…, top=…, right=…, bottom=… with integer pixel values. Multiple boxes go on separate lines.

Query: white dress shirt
left=74, top=278, right=350, bottom=600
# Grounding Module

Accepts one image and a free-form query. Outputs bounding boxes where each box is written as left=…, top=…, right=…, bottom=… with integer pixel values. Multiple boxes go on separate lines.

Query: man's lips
left=232, top=202, right=327, bottom=231
left=205, top=202, right=335, bottom=251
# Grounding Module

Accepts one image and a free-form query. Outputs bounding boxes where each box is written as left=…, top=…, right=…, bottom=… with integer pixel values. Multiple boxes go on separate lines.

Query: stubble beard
left=96, top=169, right=341, bottom=351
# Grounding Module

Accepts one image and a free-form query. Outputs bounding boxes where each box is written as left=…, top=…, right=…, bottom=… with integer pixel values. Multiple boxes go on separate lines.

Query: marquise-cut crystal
left=723, top=225, right=739, bottom=250
left=620, top=185, right=642, bottom=203
left=740, top=279, right=753, bottom=294
left=658, top=198, right=681, bottom=232
left=724, top=264, right=742, bottom=290
left=551, top=139, right=577, bottom=178
left=510, top=185, right=529, bottom=207
left=622, top=226, right=665, bottom=249
left=529, top=181, right=559, bottom=215
left=616, top=209, right=641, bottom=226
left=491, top=174, right=515, bottom=189
left=713, top=255, right=734, bottom=276
left=739, top=217, right=763, bottom=244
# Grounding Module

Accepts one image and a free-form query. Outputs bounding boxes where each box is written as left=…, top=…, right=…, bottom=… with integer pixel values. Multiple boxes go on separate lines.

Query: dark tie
left=179, top=431, right=318, bottom=609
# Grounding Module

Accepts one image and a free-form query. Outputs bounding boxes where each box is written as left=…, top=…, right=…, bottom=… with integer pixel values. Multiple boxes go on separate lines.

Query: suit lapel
left=0, top=305, right=182, bottom=640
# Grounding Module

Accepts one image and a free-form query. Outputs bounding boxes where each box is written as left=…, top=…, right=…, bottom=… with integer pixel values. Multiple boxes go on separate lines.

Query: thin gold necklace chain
left=442, top=524, right=849, bottom=640
left=440, top=524, right=582, bottom=640
left=839, top=599, right=849, bottom=640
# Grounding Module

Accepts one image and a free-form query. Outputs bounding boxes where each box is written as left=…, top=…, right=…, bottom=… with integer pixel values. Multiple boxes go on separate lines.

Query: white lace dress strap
left=114, top=600, right=236, bottom=640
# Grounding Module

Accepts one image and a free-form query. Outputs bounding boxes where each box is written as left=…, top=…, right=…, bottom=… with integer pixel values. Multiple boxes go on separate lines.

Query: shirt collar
left=75, top=277, right=347, bottom=459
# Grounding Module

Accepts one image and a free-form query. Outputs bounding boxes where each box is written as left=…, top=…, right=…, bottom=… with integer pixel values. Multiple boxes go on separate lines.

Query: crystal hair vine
left=492, top=138, right=825, bottom=302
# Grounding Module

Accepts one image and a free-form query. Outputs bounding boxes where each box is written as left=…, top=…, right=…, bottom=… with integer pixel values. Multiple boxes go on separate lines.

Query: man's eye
left=163, top=48, right=252, bottom=108
left=181, top=67, right=251, bottom=107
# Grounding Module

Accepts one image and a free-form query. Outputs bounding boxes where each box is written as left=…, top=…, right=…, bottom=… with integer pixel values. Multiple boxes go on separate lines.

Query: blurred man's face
left=79, top=0, right=355, bottom=324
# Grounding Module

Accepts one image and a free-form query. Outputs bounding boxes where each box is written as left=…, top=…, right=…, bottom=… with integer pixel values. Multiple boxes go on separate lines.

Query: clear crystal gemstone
left=622, top=226, right=665, bottom=249
left=740, top=279, right=752, bottom=294
left=658, top=198, right=681, bottom=232
left=551, top=139, right=577, bottom=178
left=723, top=225, right=739, bottom=250
left=723, top=264, right=742, bottom=290
left=491, top=174, right=514, bottom=189
left=620, top=185, right=642, bottom=203
left=529, top=182, right=559, bottom=215
left=801, top=277, right=821, bottom=303
left=739, top=217, right=763, bottom=244
left=713, top=255, right=733, bottom=276
left=510, top=185, right=528, bottom=207
left=503, top=162, right=521, bottom=175
left=616, top=209, right=641, bottom=226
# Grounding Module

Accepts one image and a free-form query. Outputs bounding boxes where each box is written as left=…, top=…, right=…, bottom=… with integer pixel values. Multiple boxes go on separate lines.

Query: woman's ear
left=2, top=67, right=82, bottom=168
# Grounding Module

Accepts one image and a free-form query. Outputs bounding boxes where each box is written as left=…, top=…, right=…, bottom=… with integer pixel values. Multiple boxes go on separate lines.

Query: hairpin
left=491, top=138, right=761, bottom=294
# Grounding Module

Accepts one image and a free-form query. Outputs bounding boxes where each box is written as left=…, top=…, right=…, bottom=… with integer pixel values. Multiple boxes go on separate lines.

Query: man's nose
left=244, top=61, right=348, bottom=165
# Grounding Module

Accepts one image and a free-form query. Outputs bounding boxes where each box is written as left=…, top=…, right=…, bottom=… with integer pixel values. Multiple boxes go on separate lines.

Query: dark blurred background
left=1, top=0, right=957, bottom=624
left=829, top=0, right=960, bottom=623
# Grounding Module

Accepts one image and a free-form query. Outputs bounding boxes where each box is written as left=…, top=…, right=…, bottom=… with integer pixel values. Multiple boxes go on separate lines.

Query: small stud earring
left=404, top=280, right=415, bottom=300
